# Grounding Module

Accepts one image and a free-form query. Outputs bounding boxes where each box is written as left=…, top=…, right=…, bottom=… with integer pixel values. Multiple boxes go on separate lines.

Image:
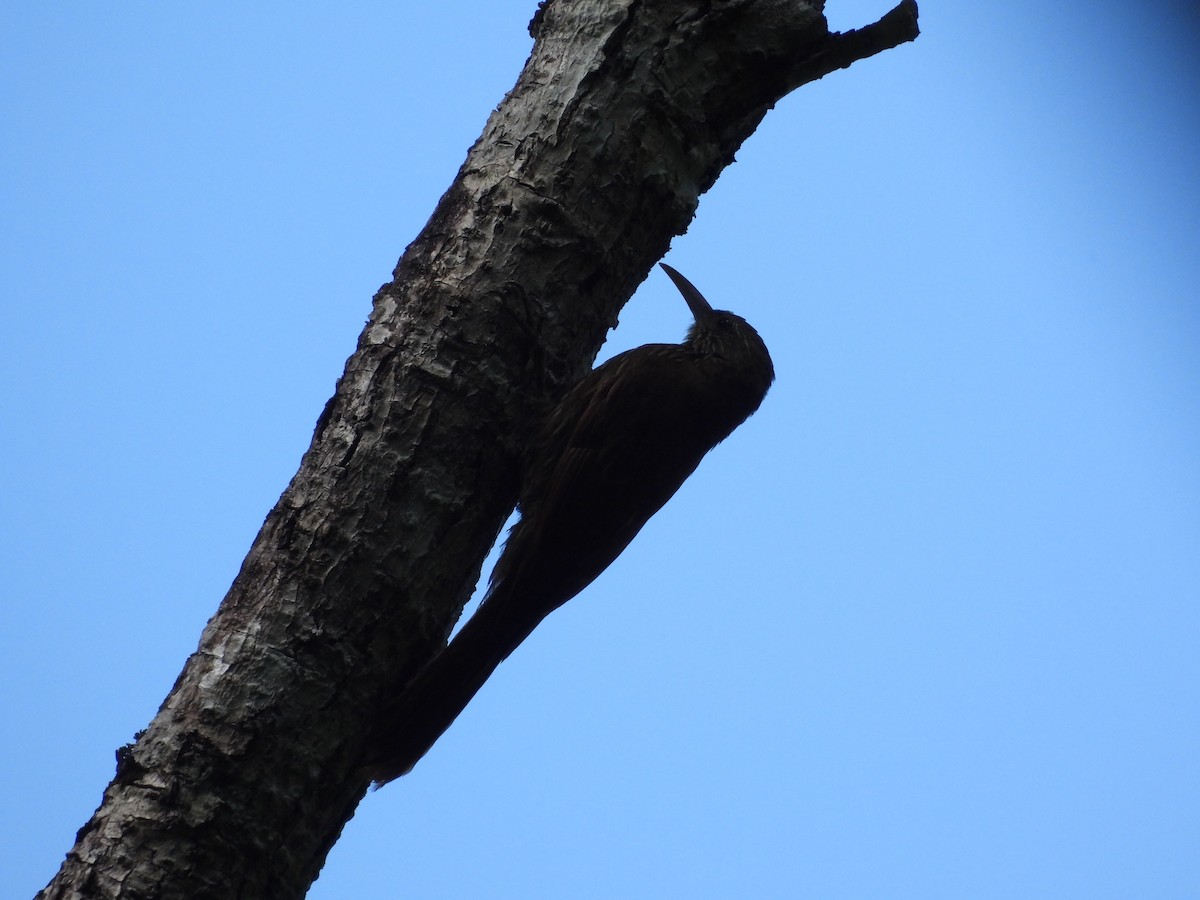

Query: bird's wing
left=485, top=344, right=708, bottom=618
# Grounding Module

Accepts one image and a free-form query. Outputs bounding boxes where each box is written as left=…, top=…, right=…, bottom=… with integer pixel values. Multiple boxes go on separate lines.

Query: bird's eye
left=716, top=315, right=733, bottom=330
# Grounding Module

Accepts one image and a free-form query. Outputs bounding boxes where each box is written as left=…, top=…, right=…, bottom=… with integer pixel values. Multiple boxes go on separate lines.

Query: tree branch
left=789, top=0, right=920, bottom=90
left=39, top=3, right=918, bottom=898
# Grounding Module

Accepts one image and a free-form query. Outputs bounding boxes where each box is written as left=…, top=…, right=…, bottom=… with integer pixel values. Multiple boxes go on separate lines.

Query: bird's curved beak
left=660, top=263, right=715, bottom=323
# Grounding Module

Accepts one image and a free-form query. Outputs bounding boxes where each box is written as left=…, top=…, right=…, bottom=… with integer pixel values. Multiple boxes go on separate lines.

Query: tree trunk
left=39, top=2, right=918, bottom=898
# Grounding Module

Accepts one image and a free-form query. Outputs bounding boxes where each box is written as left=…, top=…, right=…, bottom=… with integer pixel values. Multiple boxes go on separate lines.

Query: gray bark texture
left=39, top=2, right=918, bottom=898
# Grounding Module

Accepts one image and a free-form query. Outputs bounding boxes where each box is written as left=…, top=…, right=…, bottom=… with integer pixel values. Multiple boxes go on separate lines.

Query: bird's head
left=660, top=263, right=775, bottom=391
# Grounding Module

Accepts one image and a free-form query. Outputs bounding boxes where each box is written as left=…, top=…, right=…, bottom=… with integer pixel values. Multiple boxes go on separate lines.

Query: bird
left=366, top=263, right=774, bottom=785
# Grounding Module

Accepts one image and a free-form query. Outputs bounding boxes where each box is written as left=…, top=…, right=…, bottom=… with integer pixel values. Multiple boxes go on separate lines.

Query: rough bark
left=39, top=2, right=918, bottom=898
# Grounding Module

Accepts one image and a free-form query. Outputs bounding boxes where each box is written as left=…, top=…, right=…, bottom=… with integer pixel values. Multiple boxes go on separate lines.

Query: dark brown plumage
left=366, top=264, right=774, bottom=784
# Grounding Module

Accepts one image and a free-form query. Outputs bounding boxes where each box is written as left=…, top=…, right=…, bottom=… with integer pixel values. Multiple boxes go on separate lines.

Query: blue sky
left=3, top=3, right=1198, bottom=897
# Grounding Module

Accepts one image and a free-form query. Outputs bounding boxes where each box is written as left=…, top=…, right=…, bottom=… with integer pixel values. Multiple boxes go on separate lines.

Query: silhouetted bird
left=367, top=263, right=774, bottom=784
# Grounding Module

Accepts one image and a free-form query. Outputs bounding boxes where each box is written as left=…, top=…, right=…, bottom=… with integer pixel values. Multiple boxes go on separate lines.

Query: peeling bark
left=39, top=2, right=918, bottom=898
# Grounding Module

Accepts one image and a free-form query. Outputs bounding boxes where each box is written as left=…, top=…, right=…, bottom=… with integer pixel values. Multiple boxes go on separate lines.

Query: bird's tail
left=364, top=585, right=540, bottom=786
